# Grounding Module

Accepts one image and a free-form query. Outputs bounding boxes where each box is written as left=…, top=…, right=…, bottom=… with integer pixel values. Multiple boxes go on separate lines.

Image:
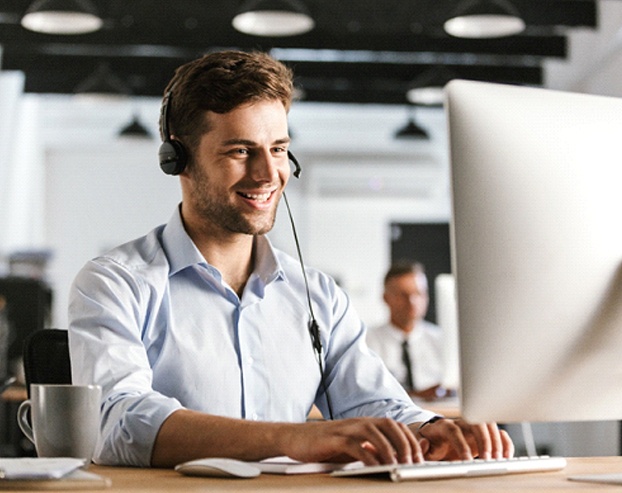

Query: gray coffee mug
left=17, top=384, right=101, bottom=460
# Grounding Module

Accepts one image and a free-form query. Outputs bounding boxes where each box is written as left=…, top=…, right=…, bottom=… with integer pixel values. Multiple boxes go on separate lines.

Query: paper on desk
left=253, top=456, right=362, bottom=475
left=0, top=457, right=86, bottom=480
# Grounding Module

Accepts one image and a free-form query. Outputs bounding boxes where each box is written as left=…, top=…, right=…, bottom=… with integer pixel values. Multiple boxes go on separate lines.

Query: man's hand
left=414, top=418, right=514, bottom=461
left=281, top=417, right=425, bottom=466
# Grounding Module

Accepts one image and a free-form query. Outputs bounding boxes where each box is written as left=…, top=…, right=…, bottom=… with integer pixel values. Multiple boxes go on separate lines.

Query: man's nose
left=248, top=150, right=279, bottom=182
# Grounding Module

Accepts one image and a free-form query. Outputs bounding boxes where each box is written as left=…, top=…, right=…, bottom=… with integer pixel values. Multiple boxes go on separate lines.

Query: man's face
left=181, top=99, right=291, bottom=237
left=383, top=271, right=429, bottom=330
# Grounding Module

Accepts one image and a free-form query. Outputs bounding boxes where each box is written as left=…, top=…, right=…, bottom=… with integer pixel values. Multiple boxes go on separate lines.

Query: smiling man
left=68, top=50, right=513, bottom=468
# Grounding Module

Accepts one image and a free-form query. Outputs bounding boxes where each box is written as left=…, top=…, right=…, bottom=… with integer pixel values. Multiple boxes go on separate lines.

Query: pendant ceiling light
left=21, top=0, right=103, bottom=35
left=73, top=62, right=131, bottom=100
left=444, top=0, right=525, bottom=39
left=118, top=114, right=152, bottom=139
left=232, top=0, right=315, bottom=37
left=394, top=109, right=429, bottom=140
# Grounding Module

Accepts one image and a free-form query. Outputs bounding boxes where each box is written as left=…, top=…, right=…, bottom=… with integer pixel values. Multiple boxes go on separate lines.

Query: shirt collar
left=162, top=204, right=286, bottom=285
left=254, top=234, right=286, bottom=285
left=162, top=205, right=205, bottom=276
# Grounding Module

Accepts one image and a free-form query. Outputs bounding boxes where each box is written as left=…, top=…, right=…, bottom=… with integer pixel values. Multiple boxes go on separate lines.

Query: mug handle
left=17, top=400, right=35, bottom=444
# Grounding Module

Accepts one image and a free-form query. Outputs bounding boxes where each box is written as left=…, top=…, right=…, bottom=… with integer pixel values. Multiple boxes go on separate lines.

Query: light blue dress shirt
left=68, top=206, right=434, bottom=466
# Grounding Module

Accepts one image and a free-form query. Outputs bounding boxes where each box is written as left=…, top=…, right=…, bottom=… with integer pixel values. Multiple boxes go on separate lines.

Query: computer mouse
left=174, top=457, right=261, bottom=478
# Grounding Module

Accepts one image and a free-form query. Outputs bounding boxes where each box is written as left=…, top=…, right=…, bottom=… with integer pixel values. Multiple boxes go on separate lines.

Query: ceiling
left=0, top=0, right=598, bottom=105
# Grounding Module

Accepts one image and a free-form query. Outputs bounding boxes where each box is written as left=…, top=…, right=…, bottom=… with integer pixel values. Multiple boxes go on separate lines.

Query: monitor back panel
left=446, top=80, right=622, bottom=423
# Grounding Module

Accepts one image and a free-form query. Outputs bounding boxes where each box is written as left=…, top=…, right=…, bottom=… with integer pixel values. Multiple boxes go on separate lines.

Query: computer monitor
left=434, top=273, right=460, bottom=391
left=445, top=80, right=622, bottom=423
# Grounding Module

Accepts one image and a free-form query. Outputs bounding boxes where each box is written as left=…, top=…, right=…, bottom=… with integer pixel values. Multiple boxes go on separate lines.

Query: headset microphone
left=287, top=150, right=302, bottom=178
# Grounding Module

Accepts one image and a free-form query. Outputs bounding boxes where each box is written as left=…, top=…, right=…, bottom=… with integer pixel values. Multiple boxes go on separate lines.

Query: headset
left=157, top=89, right=332, bottom=418
left=158, top=90, right=301, bottom=178
left=158, top=90, right=187, bottom=176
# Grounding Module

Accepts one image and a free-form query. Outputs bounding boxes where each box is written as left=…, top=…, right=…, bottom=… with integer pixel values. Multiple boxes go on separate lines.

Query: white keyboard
left=331, top=455, right=567, bottom=482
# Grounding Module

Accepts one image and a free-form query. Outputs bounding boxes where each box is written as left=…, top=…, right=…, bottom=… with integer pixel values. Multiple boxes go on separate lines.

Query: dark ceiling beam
left=513, top=0, right=597, bottom=27
left=2, top=50, right=543, bottom=82
left=0, top=26, right=568, bottom=58
left=3, top=51, right=543, bottom=102
left=295, top=65, right=542, bottom=105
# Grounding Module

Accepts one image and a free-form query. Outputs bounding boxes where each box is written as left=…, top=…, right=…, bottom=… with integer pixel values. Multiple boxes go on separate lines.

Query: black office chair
left=22, top=328, right=72, bottom=398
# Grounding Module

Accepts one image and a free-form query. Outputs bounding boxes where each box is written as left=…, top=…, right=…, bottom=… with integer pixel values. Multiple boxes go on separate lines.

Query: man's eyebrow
left=221, top=137, right=291, bottom=147
left=221, top=138, right=255, bottom=147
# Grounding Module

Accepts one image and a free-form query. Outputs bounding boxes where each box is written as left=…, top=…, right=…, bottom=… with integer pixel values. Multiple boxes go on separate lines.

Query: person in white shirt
left=68, top=50, right=512, bottom=468
left=368, top=261, right=454, bottom=401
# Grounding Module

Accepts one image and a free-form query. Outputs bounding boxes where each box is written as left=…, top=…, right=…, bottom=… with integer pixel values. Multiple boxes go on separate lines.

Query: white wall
left=44, top=140, right=181, bottom=331
left=0, top=72, right=46, bottom=256
left=37, top=97, right=449, bottom=331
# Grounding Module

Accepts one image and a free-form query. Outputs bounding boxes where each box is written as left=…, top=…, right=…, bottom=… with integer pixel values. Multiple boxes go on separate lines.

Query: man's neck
left=182, top=214, right=255, bottom=297
left=391, top=318, right=416, bottom=335
left=206, top=239, right=254, bottom=297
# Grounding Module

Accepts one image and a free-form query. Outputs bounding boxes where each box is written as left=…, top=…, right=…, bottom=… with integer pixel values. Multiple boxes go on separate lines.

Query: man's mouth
left=238, top=190, right=274, bottom=202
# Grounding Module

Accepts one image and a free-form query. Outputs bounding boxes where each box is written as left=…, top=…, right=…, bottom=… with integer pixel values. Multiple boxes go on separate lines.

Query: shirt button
left=247, top=356, right=254, bottom=365
left=252, top=413, right=259, bottom=420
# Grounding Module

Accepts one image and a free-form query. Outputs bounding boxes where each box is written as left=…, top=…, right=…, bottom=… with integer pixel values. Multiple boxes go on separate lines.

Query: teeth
left=241, top=191, right=271, bottom=201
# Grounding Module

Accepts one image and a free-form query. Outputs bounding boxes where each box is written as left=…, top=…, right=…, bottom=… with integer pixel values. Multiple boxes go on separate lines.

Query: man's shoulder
left=419, top=320, right=444, bottom=342
left=367, top=323, right=393, bottom=340
left=420, top=319, right=442, bottom=332
left=271, top=246, right=337, bottom=289
left=92, top=224, right=168, bottom=275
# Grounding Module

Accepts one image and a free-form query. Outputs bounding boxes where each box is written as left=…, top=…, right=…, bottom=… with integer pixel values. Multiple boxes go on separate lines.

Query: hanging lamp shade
left=232, top=0, right=315, bottom=37
left=394, top=117, right=429, bottom=140
left=21, top=0, right=103, bottom=34
left=73, top=62, right=130, bottom=99
left=119, top=114, right=152, bottom=139
left=444, top=0, right=525, bottom=39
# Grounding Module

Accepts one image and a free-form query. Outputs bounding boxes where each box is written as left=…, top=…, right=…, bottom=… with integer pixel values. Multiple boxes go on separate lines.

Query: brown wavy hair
left=160, top=50, right=294, bottom=163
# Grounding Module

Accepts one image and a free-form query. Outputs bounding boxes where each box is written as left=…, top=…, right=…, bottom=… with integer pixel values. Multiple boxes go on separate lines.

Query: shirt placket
left=237, top=302, right=269, bottom=422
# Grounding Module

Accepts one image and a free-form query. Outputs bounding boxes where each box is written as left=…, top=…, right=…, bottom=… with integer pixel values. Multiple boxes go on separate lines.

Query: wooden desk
left=47, top=457, right=622, bottom=493
left=413, top=396, right=461, bottom=419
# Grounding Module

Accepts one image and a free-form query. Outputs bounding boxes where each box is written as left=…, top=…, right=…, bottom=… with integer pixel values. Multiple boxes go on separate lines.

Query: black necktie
left=401, top=339, right=415, bottom=391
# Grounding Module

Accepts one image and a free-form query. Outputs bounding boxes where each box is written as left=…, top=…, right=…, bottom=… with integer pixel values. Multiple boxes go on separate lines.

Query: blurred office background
left=1, top=0, right=621, bottom=457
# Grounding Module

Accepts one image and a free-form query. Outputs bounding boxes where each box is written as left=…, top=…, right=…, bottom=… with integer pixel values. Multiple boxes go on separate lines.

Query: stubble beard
left=190, top=167, right=280, bottom=236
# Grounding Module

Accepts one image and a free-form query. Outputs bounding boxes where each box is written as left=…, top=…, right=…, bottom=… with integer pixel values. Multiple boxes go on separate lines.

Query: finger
left=500, top=429, right=515, bottom=458
left=395, top=421, right=424, bottom=463
left=370, top=419, right=426, bottom=464
left=334, top=434, right=386, bottom=466
left=354, top=421, right=400, bottom=465
left=487, top=423, right=503, bottom=459
left=462, top=421, right=491, bottom=459
left=373, top=420, right=413, bottom=464
left=418, top=437, right=430, bottom=457
left=430, top=419, right=473, bottom=461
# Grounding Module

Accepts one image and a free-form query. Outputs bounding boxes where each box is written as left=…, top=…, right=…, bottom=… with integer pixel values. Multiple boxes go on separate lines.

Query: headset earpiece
left=159, top=139, right=187, bottom=175
left=158, top=90, right=188, bottom=175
